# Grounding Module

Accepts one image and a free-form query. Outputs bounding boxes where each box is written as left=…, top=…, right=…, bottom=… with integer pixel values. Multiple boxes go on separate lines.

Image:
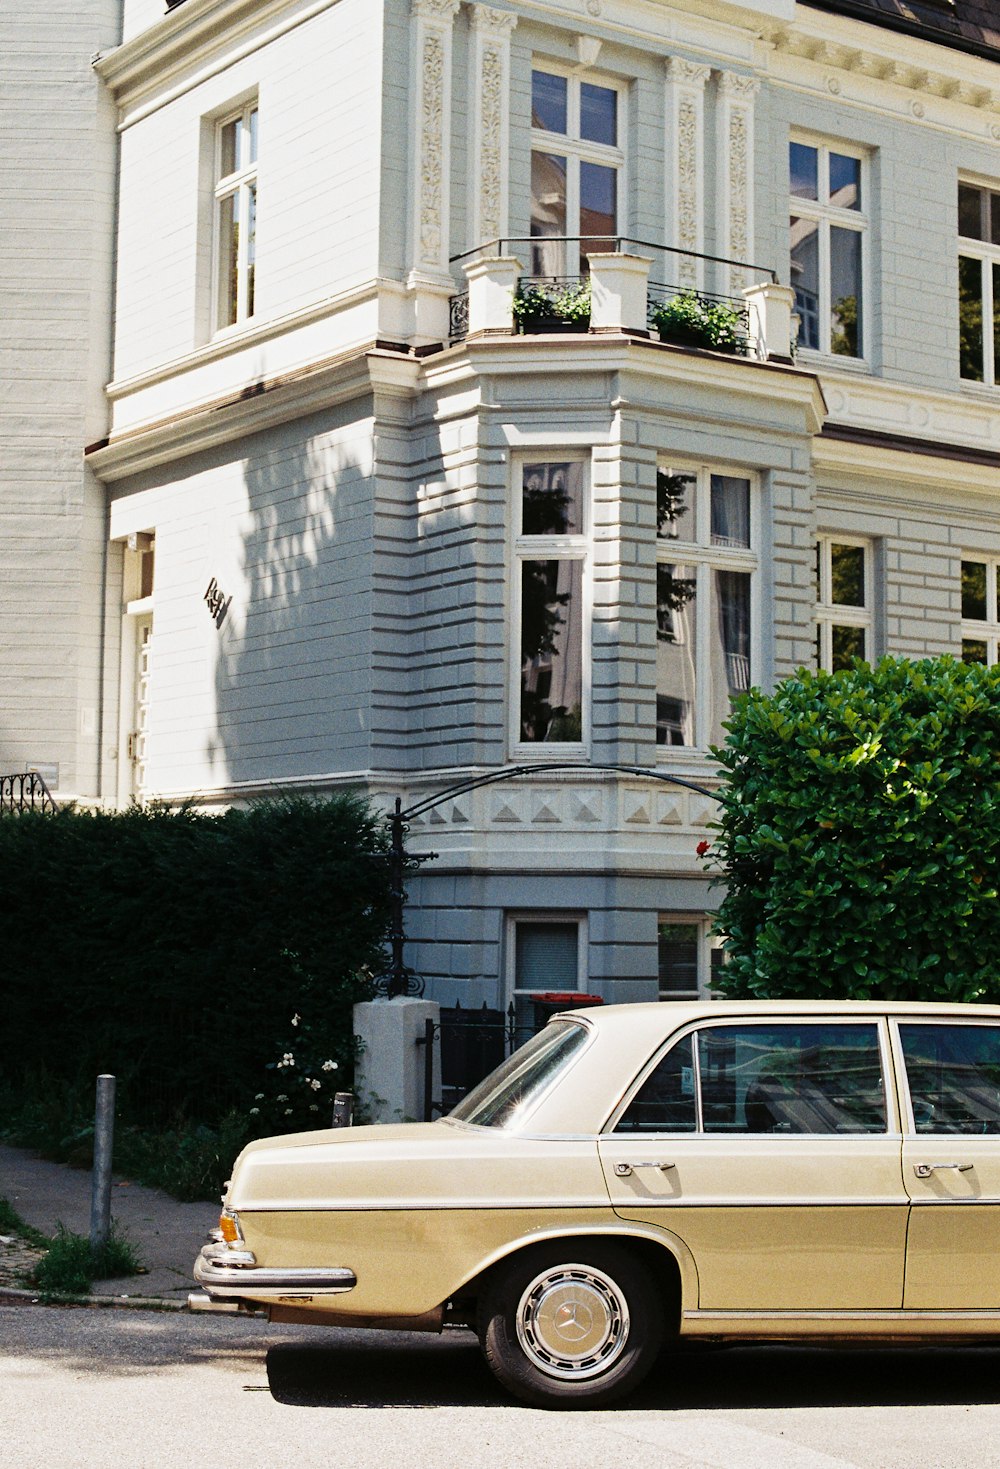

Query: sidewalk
left=0, top=1142, right=217, bottom=1306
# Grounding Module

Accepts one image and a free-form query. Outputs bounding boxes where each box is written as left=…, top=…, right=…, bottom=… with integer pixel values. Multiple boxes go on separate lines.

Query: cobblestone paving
left=0, top=1233, right=44, bottom=1288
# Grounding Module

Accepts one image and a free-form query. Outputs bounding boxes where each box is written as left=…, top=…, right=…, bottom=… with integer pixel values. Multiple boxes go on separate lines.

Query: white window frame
left=506, top=912, right=589, bottom=1009
left=815, top=534, right=873, bottom=672
left=789, top=133, right=869, bottom=361
left=510, top=454, right=592, bottom=759
left=655, top=461, right=759, bottom=755
left=960, top=553, right=1000, bottom=664
left=213, top=100, right=258, bottom=332
left=657, top=914, right=721, bottom=1001
left=957, top=176, right=1000, bottom=388
left=529, top=63, right=626, bottom=277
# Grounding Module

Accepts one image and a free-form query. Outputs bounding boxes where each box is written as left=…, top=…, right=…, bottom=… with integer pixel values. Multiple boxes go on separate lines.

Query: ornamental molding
left=664, top=56, right=711, bottom=90
left=469, top=2, right=518, bottom=36
left=664, top=59, right=708, bottom=289
left=475, top=43, right=507, bottom=240
left=411, top=0, right=461, bottom=21
left=717, top=71, right=760, bottom=101
left=716, top=70, right=757, bottom=297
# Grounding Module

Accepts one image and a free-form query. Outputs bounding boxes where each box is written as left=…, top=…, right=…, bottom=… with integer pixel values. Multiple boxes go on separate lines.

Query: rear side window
left=449, top=1019, right=589, bottom=1129
left=614, top=1022, right=886, bottom=1135
left=900, top=1023, right=1000, bottom=1134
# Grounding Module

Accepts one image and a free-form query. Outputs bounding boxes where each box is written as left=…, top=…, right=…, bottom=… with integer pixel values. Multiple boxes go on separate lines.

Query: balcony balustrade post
left=462, top=254, right=523, bottom=334
left=587, top=251, right=653, bottom=335
left=742, top=281, right=796, bottom=364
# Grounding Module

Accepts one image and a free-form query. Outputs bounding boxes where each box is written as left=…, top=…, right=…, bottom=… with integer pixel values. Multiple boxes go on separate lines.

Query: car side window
left=699, top=1023, right=886, bottom=1134
left=614, top=1032, right=697, bottom=1133
left=900, top=1023, right=1000, bottom=1134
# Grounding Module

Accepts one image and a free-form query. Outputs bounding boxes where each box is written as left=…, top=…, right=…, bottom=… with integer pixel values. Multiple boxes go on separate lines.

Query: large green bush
left=709, top=657, right=1000, bottom=1002
left=0, top=794, right=399, bottom=1131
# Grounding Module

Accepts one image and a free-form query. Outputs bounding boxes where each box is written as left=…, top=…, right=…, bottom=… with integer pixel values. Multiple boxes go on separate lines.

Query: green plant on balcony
left=650, top=290, right=747, bottom=354
left=512, top=280, right=591, bottom=332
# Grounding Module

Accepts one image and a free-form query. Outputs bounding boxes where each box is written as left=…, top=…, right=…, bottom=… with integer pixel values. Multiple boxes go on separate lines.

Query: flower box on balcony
left=513, top=280, right=591, bottom=334
left=650, top=290, right=748, bottom=355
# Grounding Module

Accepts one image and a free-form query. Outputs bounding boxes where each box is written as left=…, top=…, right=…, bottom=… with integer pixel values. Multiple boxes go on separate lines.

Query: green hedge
left=709, top=657, right=1000, bottom=1002
left=0, top=794, right=397, bottom=1130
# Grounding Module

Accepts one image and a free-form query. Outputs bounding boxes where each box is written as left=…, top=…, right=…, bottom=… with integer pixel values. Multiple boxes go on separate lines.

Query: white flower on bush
left=321, top=1060, right=337, bottom=1072
left=309, top=1079, right=322, bottom=1091
left=309, top=1105, right=319, bottom=1112
left=276, top=1094, right=288, bottom=1102
left=254, top=1093, right=264, bottom=1101
left=284, top=1108, right=293, bottom=1116
left=291, top=1014, right=301, bottom=1027
left=280, top=1053, right=295, bottom=1067
left=249, top=1107, right=260, bottom=1116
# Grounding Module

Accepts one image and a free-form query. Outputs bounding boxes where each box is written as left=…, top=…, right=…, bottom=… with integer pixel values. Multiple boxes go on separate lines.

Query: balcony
left=448, top=237, right=796, bottom=365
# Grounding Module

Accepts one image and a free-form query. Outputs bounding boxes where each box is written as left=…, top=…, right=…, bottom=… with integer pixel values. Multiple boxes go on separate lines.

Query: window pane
left=830, top=543, right=865, bottom=606
left=248, top=107, right=259, bottom=165
left=579, top=161, right=617, bottom=269
left=580, top=82, right=617, bottom=146
left=993, top=262, right=1000, bottom=383
left=515, top=922, right=579, bottom=989
left=532, top=70, right=567, bottom=134
left=711, top=570, right=751, bottom=745
left=830, top=226, right=862, bottom=356
left=522, top=461, right=583, bottom=535
left=901, top=1024, right=1000, bottom=1134
left=246, top=183, right=256, bottom=319
left=520, top=560, right=583, bottom=742
left=657, top=470, right=695, bottom=541
left=789, top=142, right=818, bottom=200
left=656, top=563, right=697, bottom=747
left=992, top=191, right=1000, bottom=248
left=699, top=1023, right=886, bottom=1134
left=615, top=1033, right=697, bottom=1134
left=450, top=1019, right=587, bottom=1129
left=831, top=624, right=865, bottom=671
left=958, top=183, right=983, bottom=240
left=216, top=193, right=239, bottom=329
left=962, top=560, right=987, bottom=620
left=530, top=151, right=567, bottom=275
left=830, top=152, right=861, bottom=211
left=790, top=216, right=820, bottom=349
left=962, top=639, right=989, bottom=665
left=710, top=475, right=750, bottom=549
left=658, top=922, right=699, bottom=998
left=219, top=119, right=237, bottom=179
left=959, top=255, right=984, bottom=381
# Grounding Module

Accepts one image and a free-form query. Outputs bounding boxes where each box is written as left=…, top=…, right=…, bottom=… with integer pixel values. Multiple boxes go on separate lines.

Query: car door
left=598, top=1018, right=908, bottom=1311
left=895, top=1018, right=1000, bottom=1309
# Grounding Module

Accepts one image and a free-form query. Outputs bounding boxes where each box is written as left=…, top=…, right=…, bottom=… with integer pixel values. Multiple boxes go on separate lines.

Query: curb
left=0, top=1284, right=188, bottom=1311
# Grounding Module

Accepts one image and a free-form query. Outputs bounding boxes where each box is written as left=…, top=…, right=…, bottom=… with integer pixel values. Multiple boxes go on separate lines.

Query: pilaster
left=408, top=0, right=462, bottom=343
left=664, top=57, right=711, bottom=290
left=716, top=71, right=760, bottom=297
left=468, top=4, right=518, bottom=249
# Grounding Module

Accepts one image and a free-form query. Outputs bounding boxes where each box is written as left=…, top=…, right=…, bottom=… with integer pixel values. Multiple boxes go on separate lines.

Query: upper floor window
left=816, top=536, right=872, bottom=671
left=514, top=459, right=589, bottom=751
left=656, top=466, right=756, bottom=751
left=960, top=556, right=1000, bottom=664
left=790, top=138, right=866, bottom=359
left=530, top=68, right=622, bottom=276
left=215, top=102, right=258, bottom=331
left=958, top=181, right=1000, bottom=386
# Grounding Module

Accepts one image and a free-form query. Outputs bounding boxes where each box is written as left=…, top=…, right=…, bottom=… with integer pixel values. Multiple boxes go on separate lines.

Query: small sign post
left=90, top=1074, right=116, bottom=1254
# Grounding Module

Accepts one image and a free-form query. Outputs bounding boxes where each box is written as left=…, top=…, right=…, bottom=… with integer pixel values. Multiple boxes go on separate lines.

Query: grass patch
left=32, top=1222, right=144, bottom=1299
left=0, top=1197, right=48, bottom=1250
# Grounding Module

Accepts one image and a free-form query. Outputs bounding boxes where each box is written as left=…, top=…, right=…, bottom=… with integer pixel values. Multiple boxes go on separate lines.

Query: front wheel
left=479, top=1242, right=663, bottom=1408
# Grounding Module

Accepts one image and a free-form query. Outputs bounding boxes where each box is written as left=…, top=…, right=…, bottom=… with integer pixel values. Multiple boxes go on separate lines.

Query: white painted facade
left=6, top=0, right=1000, bottom=1012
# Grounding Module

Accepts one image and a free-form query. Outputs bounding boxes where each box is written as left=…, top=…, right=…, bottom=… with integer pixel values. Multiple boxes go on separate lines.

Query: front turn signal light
left=219, top=1208, right=243, bottom=1245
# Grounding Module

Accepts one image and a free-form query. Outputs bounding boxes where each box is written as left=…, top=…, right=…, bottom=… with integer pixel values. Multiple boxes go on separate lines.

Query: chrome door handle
left=614, top=1161, right=676, bottom=1177
left=913, top=1162, right=974, bottom=1179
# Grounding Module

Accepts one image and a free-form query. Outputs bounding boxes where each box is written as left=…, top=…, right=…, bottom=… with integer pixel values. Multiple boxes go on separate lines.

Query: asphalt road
left=6, top=1304, right=1000, bottom=1468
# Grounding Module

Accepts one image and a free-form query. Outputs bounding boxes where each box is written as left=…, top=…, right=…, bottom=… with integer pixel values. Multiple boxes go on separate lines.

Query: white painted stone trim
left=716, top=71, right=759, bottom=298
left=588, top=252, right=652, bottom=334
left=664, top=57, right=711, bottom=291
left=468, top=3, right=517, bottom=249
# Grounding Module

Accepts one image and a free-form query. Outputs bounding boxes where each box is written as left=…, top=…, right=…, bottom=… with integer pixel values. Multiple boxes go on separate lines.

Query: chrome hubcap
left=515, top=1264, right=629, bottom=1380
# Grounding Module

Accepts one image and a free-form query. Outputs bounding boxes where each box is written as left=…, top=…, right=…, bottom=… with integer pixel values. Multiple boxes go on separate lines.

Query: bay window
left=790, top=137, right=866, bottom=358
left=958, top=180, right=1000, bottom=385
left=515, top=460, right=588, bottom=750
left=530, top=67, right=622, bottom=276
left=656, top=466, right=756, bottom=751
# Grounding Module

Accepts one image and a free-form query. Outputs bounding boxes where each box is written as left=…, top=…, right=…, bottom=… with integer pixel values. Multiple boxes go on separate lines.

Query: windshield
left=449, top=1019, right=590, bottom=1130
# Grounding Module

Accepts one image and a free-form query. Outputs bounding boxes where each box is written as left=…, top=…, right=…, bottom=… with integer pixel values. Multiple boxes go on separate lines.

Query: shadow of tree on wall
left=210, top=414, right=375, bottom=788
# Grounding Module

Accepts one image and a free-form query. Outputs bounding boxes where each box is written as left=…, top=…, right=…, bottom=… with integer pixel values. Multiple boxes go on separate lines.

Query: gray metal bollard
left=331, top=1091, right=354, bottom=1128
left=90, top=1074, right=116, bottom=1253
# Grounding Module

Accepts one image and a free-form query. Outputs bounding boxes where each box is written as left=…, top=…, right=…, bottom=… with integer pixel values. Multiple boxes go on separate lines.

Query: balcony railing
left=448, top=236, right=794, bottom=362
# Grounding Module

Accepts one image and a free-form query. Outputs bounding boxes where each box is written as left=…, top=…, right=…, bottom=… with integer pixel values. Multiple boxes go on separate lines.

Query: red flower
left=696, top=839, right=711, bottom=857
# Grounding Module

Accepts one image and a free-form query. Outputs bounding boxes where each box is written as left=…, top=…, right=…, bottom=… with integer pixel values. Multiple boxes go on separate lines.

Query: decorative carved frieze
left=409, top=0, right=460, bottom=281
left=716, top=71, right=759, bottom=297
left=664, top=57, right=711, bottom=290
left=470, top=4, right=517, bottom=245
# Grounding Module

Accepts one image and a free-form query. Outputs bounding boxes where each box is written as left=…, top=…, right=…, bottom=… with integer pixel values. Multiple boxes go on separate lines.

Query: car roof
left=559, top=998, right=1000, bottom=1031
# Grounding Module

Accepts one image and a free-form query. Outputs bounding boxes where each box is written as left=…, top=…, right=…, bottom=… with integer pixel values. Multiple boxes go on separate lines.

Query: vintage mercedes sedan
left=192, top=999, right=1000, bottom=1407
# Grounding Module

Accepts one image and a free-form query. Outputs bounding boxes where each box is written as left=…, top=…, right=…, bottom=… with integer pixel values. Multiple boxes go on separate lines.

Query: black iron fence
left=0, top=771, right=57, bottom=815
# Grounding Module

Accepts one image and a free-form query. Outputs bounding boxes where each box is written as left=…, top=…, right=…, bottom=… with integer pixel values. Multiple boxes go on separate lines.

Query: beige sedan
left=192, top=999, right=1000, bottom=1407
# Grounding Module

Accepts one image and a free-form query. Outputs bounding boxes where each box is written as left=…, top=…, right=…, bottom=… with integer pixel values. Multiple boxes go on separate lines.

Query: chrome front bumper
left=190, top=1241, right=357, bottom=1311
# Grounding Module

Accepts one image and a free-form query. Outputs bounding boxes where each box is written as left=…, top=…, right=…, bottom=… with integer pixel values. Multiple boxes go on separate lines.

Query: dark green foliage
left=32, top=1222, right=143, bottom=1298
left=650, top=291, right=747, bottom=353
left=0, top=1197, right=48, bottom=1250
left=0, top=794, right=399, bottom=1134
left=512, top=280, right=591, bottom=329
left=709, top=657, right=1000, bottom=1002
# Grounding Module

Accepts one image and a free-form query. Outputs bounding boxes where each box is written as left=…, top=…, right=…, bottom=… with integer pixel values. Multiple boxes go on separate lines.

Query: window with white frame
left=960, top=556, right=1000, bottom=664
left=655, top=465, right=756, bottom=751
left=658, top=915, right=722, bottom=1000
left=958, top=180, right=1000, bottom=385
left=508, top=916, right=587, bottom=1042
left=530, top=67, right=622, bottom=277
left=514, top=459, right=589, bottom=749
left=815, top=537, right=872, bottom=671
left=214, top=101, right=258, bottom=331
left=790, top=138, right=866, bottom=358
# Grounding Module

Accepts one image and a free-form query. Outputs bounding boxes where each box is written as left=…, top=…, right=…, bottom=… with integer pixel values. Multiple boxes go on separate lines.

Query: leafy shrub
left=0, top=793, right=405, bottom=1134
left=709, top=656, right=1000, bottom=1002
left=650, top=290, right=747, bottom=353
left=32, top=1222, right=142, bottom=1299
left=513, top=280, right=591, bottom=329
